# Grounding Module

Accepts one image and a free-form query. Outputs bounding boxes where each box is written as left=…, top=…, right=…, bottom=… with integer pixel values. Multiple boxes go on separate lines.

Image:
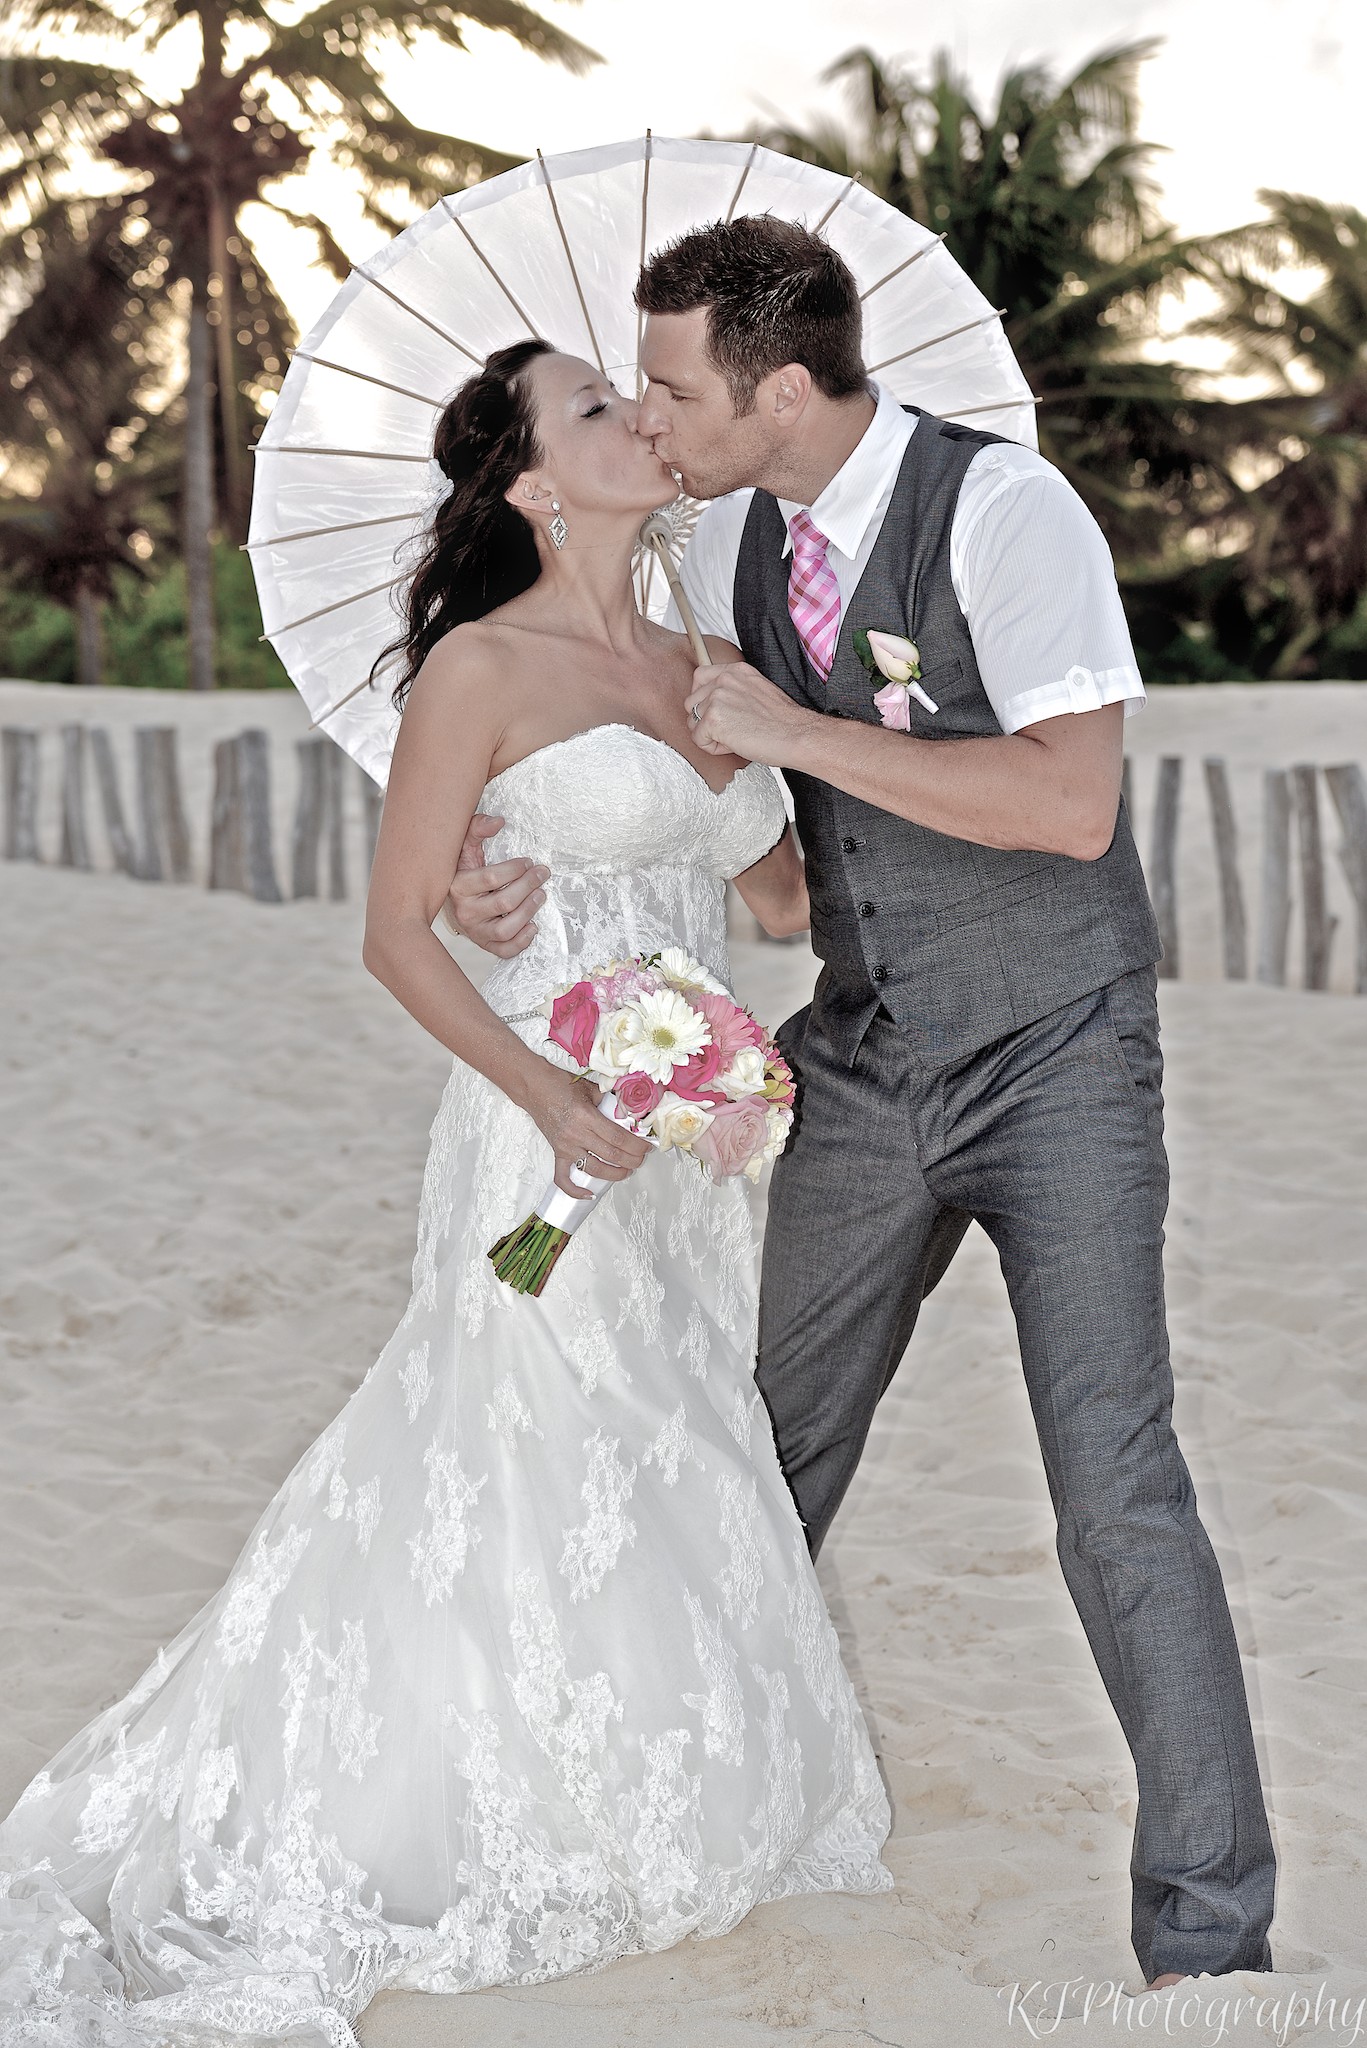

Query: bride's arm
left=732, top=825, right=809, bottom=938
left=362, top=634, right=651, bottom=1197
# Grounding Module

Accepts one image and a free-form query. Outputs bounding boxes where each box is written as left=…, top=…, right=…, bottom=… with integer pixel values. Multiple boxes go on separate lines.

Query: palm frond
left=263, top=199, right=355, bottom=279
left=0, top=53, right=144, bottom=156
left=263, top=0, right=597, bottom=76
left=338, top=124, right=522, bottom=206
left=0, top=0, right=140, bottom=40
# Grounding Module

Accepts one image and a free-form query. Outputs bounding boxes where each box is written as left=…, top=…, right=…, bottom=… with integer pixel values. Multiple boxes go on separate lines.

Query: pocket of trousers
left=1100, top=971, right=1163, bottom=1122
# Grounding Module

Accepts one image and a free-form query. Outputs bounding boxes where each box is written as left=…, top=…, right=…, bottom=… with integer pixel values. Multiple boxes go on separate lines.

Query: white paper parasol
left=247, top=135, right=1037, bottom=786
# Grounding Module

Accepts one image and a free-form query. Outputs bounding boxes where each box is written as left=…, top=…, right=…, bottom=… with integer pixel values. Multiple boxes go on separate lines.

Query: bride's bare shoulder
left=408, top=619, right=529, bottom=713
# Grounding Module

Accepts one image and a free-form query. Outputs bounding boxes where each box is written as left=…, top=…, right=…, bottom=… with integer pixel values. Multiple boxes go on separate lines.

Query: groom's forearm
left=687, top=663, right=1127, bottom=860
left=780, top=703, right=1126, bottom=861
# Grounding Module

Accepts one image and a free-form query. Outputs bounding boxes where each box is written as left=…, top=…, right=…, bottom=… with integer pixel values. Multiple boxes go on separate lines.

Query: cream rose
left=719, top=1045, right=767, bottom=1099
left=649, top=1093, right=716, bottom=1150
left=590, top=1007, right=644, bottom=1076
left=866, top=630, right=921, bottom=683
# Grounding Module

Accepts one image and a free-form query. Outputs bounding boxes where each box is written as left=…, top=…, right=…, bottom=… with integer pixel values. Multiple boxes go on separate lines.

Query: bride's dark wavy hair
left=376, top=338, right=555, bottom=711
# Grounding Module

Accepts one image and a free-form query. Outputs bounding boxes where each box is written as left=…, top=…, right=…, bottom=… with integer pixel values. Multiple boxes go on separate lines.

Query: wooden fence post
left=238, top=728, right=283, bottom=904
left=2, top=727, right=40, bottom=861
left=1149, top=756, right=1182, bottom=979
left=1291, top=763, right=1333, bottom=991
left=209, top=736, right=246, bottom=892
left=291, top=737, right=325, bottom=898
left=153, top=727, right=193, bottom=883
left=322, top=739, right=346, bottom=901
left=59, top=724, right=92, bottom=871
left=89, top=728, right=137, bottom=875
left=359, top=765, right=383, bottom=876
left=1202, top=758, right=1247, bottom=980
left=1256, top=768, right=1292, bottom=987
left=1324, top=763, right=1367, bottom=996
left=133, top=726, right=164, bottom=881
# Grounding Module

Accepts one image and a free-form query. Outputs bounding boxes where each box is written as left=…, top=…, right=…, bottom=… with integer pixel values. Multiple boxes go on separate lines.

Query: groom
left=446, top=215, right=1275, bottom=1987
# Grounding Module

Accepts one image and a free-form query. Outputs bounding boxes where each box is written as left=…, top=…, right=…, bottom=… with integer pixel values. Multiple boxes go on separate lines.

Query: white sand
left=2, top=823, right=1366, bottom=2040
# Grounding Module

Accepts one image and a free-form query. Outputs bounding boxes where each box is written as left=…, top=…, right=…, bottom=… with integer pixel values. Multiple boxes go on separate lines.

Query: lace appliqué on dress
left=215, top=1524, right=311, bottom=1667
left=715, top=1473, right=765, bottom=1628
left=558, top=1432, right=638, bottom=1603
left=408, top=1443, right=487, bottom=1605
left=641, top=1403, right=703, bottom=1488
left=486, top=1375, right=545, bottom=1454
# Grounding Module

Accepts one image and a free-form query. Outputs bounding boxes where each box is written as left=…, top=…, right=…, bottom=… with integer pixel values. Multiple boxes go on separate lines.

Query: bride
left=0, top=340, right=892, bottom=2046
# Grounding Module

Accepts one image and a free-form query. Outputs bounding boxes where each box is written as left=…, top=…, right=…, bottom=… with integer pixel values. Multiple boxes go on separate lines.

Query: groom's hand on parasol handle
left=687, top=662, right=819, bottom=767
left=443, top=813, right=549, bottom=956
left=524, top=1070, right=653, bottom=1198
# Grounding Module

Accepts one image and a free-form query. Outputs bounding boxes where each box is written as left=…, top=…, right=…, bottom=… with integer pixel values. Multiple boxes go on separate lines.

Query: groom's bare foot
left=1149, top=1973, right=1187, bottom=1989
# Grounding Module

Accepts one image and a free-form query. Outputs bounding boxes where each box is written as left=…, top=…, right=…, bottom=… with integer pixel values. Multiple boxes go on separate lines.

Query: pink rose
left=694, top=989, right=764, bottom=1062
left=693, top=1096, right=771, bottom=1181
left=669, top=1038, right=727, bottom=1103
left=547, top=981, right=599, bottom=1067
left=873, top=680, right=911, bottom=731
left=613, top=1070, right=664, bottom=1121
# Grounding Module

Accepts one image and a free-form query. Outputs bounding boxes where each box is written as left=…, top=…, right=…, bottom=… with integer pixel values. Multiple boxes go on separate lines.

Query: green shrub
left=0, top=543, right=291, bottom=688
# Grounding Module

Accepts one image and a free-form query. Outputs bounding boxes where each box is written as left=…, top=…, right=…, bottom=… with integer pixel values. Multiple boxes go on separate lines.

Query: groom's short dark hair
left=636, top=215, right=867, bottom=414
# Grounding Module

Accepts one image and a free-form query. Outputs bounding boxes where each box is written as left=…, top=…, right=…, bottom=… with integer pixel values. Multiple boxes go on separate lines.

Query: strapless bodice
left=475, top=724, right=786, bottom=1014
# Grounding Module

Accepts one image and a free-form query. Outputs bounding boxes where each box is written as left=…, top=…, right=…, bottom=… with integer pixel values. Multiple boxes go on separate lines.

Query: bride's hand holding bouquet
left=519, top=1063, right=653, bottom=1199
left=491, top=948, right=796, bottom=1295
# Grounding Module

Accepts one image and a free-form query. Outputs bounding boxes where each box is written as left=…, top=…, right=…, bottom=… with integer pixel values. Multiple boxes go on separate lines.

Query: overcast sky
left=197, top=0, right=1366, bottom=328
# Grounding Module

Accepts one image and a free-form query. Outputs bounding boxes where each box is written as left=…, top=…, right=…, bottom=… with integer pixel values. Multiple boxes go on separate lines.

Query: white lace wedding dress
left=0, top=724, right=892, bottom=2047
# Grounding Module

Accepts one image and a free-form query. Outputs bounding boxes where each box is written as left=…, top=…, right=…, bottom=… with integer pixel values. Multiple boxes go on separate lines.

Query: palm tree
left=1184, top=193, right=1367, bottom=675
left=750, top=43, right=1247, bottom=567
left=1, top=0, right=597, bottom=684
left=0, top=196, right=180, bottom=684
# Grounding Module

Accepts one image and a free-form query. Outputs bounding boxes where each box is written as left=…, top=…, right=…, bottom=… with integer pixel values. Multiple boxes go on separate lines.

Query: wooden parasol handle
left=639, top=513, right=710, bottom=668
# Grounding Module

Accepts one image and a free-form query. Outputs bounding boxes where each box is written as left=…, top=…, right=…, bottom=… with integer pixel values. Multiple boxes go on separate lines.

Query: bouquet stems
left=487, top=1095, right=647, bottom=1298
left=487, top=1214, right=573, bottom=1296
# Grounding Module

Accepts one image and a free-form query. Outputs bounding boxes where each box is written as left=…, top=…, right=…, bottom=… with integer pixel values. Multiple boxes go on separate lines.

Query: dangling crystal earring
left=549, top=499, right=568, bottom=550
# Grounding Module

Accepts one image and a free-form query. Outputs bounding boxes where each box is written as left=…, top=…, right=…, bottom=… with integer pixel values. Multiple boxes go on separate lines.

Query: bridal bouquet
left=488, top=949, right=796, bottom=1296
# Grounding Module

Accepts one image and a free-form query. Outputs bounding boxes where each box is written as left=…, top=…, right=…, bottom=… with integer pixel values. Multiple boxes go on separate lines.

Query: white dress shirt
left=667, top=382, right=1146, bottom=735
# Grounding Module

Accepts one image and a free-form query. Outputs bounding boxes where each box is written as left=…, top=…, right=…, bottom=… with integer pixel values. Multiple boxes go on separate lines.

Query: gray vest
left=732, top=410, right=1161, bottom=1066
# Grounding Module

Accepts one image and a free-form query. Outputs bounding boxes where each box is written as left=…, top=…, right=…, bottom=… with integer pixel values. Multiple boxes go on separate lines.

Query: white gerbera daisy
left=655, top=947, right=730, bottom=997
left=618, top=988, right=711, bottom=1082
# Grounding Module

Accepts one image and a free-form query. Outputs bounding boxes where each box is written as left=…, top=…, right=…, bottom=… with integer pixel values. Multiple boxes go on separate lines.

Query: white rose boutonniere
left=854, top=628, right=939, bottom=729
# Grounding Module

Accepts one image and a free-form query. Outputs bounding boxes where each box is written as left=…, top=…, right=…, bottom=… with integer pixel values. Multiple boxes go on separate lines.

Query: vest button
left=871, top=964, right=888, bottom=983
left=841, top=836, right=857, bottom=853
left=858, top=900, right=876, bottom=917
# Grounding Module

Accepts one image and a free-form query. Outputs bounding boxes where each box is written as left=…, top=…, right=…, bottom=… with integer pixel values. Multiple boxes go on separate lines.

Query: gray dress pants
left=756, top=965, right=1275, bottom=1982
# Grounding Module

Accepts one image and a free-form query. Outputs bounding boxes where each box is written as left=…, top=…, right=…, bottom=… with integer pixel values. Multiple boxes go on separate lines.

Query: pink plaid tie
left=787, top=508, right=841, bottom=681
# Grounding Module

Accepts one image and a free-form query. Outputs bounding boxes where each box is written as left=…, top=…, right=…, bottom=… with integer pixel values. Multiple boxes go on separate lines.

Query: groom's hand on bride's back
left=443, top=813, right=549, bottom=957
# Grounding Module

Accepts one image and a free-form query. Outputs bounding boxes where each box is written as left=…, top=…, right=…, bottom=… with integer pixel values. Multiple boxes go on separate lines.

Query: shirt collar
left=777, top=382, right=916, bottom=560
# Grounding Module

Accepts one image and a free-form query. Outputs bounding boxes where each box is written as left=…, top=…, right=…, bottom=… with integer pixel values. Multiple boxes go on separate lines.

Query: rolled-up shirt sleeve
left=951, top=456, right=1146, bottom=735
